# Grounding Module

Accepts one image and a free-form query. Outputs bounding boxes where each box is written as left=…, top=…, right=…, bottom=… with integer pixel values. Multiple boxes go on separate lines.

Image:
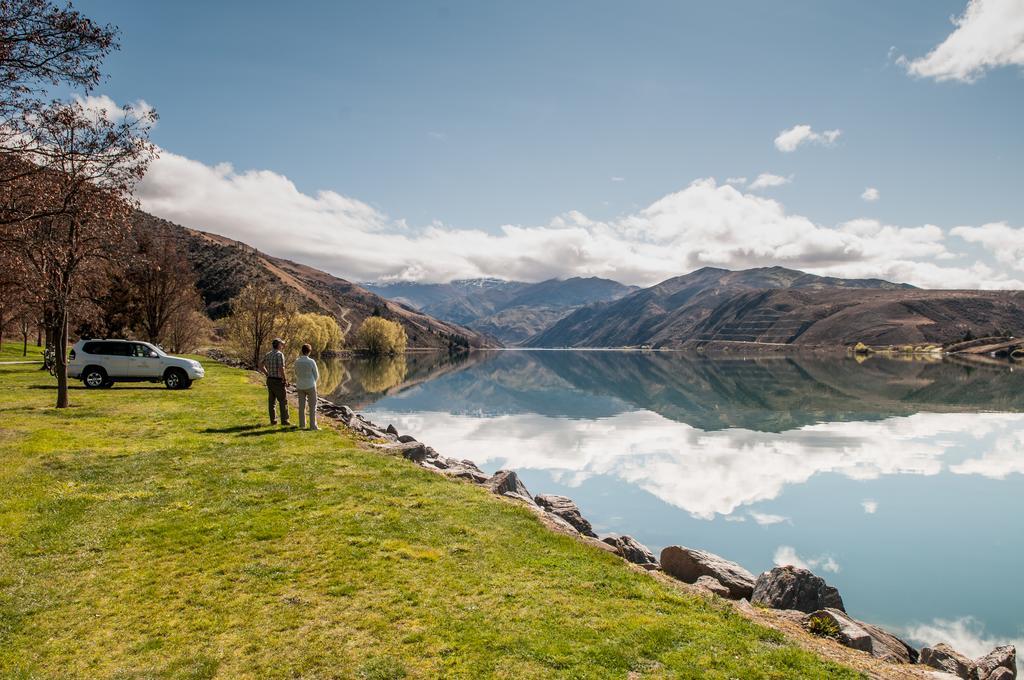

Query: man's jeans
left=267, top=377, right=289, bottom=424
left=296, top=387, right=317, bottom=429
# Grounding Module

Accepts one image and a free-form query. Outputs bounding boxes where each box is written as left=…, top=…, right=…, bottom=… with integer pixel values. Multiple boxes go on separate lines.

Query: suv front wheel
left=164, top=368, right=192, bottom=390
left=82, top=366, right=108, bottom=389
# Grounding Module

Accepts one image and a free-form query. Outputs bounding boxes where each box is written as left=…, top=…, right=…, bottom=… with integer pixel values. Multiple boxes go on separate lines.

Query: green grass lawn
left=0, top=361, right=860, bottom=679
left=0, top=340, right=43, bottom=360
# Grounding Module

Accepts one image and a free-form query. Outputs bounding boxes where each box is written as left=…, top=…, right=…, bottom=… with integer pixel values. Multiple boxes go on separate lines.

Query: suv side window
left=132, top=343, right=156, bottom=358
left=82, top=342, right=102, bottom=354
left=106, top=342, right=131, bottom=356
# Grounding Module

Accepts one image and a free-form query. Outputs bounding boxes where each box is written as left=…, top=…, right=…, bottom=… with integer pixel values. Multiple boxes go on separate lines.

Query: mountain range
left=528, top=266, right=1024, bottom=348
left=364, top=276, right=637, bottom=345
left=138, top=210, right=1024, bottom=351
left=134, top=212, right=495, bottom=351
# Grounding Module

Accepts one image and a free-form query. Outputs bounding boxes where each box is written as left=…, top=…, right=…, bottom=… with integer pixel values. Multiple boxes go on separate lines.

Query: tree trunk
left=22, top=332, right=27, bottom=356
left=55, top=313, right=69, bottom=408
left=36, top=325, right=41, bottom=347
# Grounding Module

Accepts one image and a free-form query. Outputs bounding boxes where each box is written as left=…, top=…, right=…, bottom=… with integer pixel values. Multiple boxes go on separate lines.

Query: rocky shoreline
left=268, top=367, right=1016, bottom=680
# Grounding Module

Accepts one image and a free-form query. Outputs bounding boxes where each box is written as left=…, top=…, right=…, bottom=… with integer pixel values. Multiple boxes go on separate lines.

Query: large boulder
left=534, top=495, right=596, bottom=537
left=602, top=535, right=659, bottom=570
left=484, top=470, right=537, bottom=506
left=659, top=546, right=755, bottom=599
left=975, top=646, right=1016, bottom=680
left=920, top=644, right=976, bottom=679
left=751, top=565, right=845, bottom=613
left=804, top=609, right=918, bottom=664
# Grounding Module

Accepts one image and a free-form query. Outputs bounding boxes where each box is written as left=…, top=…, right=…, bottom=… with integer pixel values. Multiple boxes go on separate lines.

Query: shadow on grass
left=235, top=426, right=298, bottom=437
left=201, top=424, right=263, bottom=434
left=27, top=384, right=165, bottom=391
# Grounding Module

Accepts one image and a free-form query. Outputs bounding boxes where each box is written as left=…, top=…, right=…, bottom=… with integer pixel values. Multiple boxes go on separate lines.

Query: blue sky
left=76, top=1, right=1024, bottom=287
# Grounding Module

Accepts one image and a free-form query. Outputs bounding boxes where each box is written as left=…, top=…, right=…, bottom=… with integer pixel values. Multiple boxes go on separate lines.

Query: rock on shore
left=659, top=545, right=754, bottom=599
left=752, top=565, right=845, bottom=613
left=535, top=495, right=597, bottom=537
left=484, top=470, right=537, bottom=506
left=601, top=535, right=659, bottom=570
left=804, top=608, right=918, bottom=664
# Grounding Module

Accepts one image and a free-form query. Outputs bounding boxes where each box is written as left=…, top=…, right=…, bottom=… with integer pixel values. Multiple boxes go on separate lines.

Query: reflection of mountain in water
left=332, top=350, right=1024, bottom=431
left=322, top=352, right=489, bottom=409
left=357, top=351, right=629, bottom=419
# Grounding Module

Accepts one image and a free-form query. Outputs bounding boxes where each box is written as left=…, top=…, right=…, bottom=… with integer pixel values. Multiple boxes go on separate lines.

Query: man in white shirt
left=293, top=343, right=320, bottom=431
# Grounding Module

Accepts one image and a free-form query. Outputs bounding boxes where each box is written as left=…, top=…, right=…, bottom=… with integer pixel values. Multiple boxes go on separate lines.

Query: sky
left=75, top=0, right=1024, bottom=288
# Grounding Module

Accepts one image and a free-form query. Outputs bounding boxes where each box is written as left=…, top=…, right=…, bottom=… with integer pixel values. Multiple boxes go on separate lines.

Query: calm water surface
left=323, top=350, right=1024, bottom=656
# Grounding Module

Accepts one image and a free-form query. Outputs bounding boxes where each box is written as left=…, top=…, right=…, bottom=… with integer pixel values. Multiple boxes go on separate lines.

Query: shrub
left=807, top=614, right=841, bottom=639
left=852, top=342, right=872, bottom=354
left=354, top=317, right=407, bottom=356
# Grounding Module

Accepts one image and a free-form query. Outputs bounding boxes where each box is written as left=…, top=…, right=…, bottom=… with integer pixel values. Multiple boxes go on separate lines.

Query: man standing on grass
left=293, top=343, right=320, bottom=431
left=260, top=338, right=290, bottom=426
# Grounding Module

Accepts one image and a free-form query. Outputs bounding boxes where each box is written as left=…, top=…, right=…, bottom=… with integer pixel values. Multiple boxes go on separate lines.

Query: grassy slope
left=0, top=361, right=859, bottom=679
left=0, top=340, right=43, bottom=360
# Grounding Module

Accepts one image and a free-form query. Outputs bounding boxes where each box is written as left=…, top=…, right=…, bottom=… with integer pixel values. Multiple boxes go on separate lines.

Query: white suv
left=68, top=339, right=205, bottom=390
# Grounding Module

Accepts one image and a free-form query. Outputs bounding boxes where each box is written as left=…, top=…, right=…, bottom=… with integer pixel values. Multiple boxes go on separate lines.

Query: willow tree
left=354, top=317, right=407, bottom=356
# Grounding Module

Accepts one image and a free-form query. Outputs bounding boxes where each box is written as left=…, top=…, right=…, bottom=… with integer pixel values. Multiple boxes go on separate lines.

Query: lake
left=322, top=349, right=1024, bottom=657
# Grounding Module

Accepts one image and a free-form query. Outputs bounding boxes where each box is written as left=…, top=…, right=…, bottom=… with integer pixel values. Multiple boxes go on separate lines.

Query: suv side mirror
left=148, top=351, right=158, bottom=358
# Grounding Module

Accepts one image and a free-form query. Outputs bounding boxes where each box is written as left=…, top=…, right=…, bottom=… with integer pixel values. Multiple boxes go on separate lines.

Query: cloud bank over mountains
left=136, top=149, right=1024, bottom=289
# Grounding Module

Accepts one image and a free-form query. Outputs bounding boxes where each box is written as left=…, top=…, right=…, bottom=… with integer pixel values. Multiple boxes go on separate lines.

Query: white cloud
left=952, top=222, right=1024, bottom=272
left=748, top=173, right=792, bottom=190
left=750, top=511, right=789, bottom=525
left=135, top=149, right=1024, bottom=289
left=899, top=0, right=1024, bottom=82
left=773, top=546, right=840, bottom=574
left=861, top=499, right=878, bottom=514
left=610, top=176, right=625, bottom=182
left=905, top=617, right=1024, bottom=660
left=73, top=94, right=155, bottom=128
left=725, top=176, right=747, bottom=186
left=774, top=124, right=842, bottom=152
left=861, top=187, right=880, bottom=202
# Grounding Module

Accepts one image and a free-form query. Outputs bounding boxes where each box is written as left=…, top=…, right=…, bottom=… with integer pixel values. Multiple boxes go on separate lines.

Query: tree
left=0, top=2, right=155, bottom=407
left=223, top=284, right=296, bottom=368
left=289, top=311, right=343, bottom=358
left=164, top=307, right=212, bottom=354
left=0, top=0, right=117, bottom=160
left=127, top=226, right=204, bottom=345
left=354, top=316, right=407, bottom=356
left=0, top=100, right=157, bottom=407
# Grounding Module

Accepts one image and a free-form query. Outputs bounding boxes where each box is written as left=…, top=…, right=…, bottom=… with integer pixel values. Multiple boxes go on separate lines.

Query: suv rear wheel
left=82, top=366, right=107, bottom=389
left=164, top=368, right=191, bottom=390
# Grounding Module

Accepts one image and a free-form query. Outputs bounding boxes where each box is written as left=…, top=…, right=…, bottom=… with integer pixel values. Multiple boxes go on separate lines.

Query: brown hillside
left=687, top=288, right=1024, bottom=347
left=133, top=211, right=498, bottom=351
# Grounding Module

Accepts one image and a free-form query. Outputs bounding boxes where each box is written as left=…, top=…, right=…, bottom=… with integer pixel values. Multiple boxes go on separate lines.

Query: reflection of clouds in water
left=773, top=545, right=840, bottom=573
left=904, top=617, right=1024, bottom=660
left=376, top=410, right=1024, bottom=519
left=950, top=430, right=1024, bottom=479
left=861, top=499, right=878, bottom=514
